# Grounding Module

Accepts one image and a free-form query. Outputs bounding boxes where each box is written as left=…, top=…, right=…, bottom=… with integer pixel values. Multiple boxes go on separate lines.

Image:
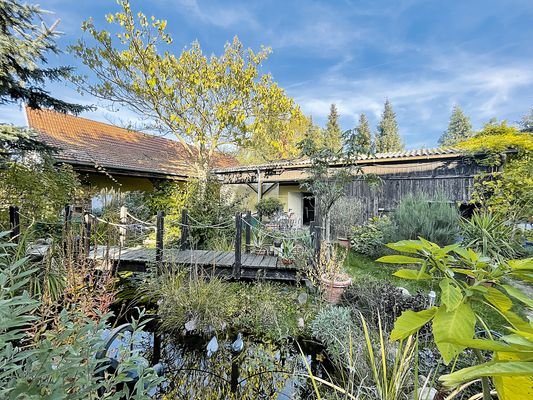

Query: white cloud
left=171, top=0, right=258, bottom=29
left=289, top=51, right=533, bottom=147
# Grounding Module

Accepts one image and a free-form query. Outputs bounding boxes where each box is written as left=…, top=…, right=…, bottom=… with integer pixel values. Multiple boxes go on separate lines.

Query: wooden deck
left=89, top=246, right=298, bottom=281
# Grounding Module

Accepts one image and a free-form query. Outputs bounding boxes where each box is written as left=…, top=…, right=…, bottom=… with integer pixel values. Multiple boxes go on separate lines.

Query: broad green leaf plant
left=377, top=239, right=533, bottom=400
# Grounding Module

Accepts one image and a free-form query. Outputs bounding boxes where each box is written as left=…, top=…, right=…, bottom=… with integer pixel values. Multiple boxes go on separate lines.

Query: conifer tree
left=304, top=116, right=323, bottom=149
left=345, top=113, right=373, bottom=154
left=439, top=105, right=473, bottom=145
left=323, top=104, right=343, bottom=151
left=0, top=0, right=85, bottom=113
left=0, top=0, right=87, bottom=158
left=375, top=99, right=403, bottom=152
left=520, top=107, right=533, bottom=133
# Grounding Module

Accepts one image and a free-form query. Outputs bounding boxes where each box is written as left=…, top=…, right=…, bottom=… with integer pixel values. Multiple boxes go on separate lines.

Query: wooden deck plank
left=259, top=255, right=274, bottom=268
left=241, top=253, right=256, bottom=267
left=203, top=250, right=220, bottom=265
left=218, top=252, right=235, bottom=266
left=245, top=253, right=261, bottom=267
left=87, top=246, right=295, bottom=281
left=213, top=251, right=228, bottom=264
left=268, top=256, right=279, bottom=268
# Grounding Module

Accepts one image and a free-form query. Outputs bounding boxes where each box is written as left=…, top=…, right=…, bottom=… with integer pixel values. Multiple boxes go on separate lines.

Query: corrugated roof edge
left=213, top=147, right=465, bottom=174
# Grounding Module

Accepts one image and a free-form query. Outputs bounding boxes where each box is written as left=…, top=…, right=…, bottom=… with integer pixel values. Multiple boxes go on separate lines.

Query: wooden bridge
left=89, top=247, right=298, bottom=281
left=6, top=205, right=319, bottom=283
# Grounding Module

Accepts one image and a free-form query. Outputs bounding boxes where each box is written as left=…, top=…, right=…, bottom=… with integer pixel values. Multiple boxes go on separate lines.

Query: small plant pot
left=337, top=237, right=351, bottom=249
left=281, top=258, right=294, bottom=266
left=320, top=273, right=352, bottom=304
left=254, top=248, right=268, bottom=256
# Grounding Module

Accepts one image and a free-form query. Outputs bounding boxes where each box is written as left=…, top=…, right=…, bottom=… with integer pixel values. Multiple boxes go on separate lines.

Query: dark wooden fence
left=345, top=158, right=488, bottom=221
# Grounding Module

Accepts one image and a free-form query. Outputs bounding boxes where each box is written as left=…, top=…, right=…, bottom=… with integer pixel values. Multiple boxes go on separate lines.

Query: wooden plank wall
left=345, top=158, right=486, bottom=222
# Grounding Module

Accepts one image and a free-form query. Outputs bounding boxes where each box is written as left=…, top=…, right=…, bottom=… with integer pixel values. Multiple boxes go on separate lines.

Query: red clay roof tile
left=26, top=107, right=238, bottom=178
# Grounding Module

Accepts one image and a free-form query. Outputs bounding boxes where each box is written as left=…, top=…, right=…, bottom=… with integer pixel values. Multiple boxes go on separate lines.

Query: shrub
left=341, top=279, right=428, bottom=333
left=0, top=233, right=161, bottom=398
left=309, top=306, right=388, bottom=391
left=144, top=179, right=242, bottom=248
left=310, top=306, right=361, bottom=368
left=307, top=313, right=418, bottom=400
left=461, top=210, right=524, bottom=261
left=255, top=197, right=283, bottom=220
left=388, top=193, right=460, bottom=245
left=330, top=196, right=363, bottom=238
left=186, top=180, right=242, bottom=248
left=350, top=215, right=393, bottom=258
left=0, top=158, right=80, bottom=228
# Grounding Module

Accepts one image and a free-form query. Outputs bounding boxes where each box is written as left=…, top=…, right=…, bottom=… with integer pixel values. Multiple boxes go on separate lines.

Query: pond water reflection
left=152, top=334, right=326, bottom=399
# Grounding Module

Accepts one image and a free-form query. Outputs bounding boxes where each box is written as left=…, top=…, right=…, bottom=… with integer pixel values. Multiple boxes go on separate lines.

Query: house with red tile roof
left=26, top=107, right=490, bottom=223
left=26, top=107, right=237, bottom=191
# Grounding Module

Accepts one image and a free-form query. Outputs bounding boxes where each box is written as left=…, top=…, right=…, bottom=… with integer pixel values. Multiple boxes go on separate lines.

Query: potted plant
left=255, top=198, right=283, bottom=222
left=317, top=244, right=352, bottom=304
left=252, top=230, right=268, bottom=255
left=280, top=239, right=295, bottom=265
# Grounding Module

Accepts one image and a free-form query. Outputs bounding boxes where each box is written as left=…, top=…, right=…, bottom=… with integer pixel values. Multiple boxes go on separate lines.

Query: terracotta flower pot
left=254, top=248, right=267, bottom=255
left=320, top=273, right=352, bottom=304
left=281, top=258, right=294, bottom=266
left=337, top=237, right=351, bottom=249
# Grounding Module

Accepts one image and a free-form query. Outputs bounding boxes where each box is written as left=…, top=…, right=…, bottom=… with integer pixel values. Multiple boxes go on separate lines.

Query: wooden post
left=314, top=224, right=321, bottom=258
left=180, top=209, right=188, bottom=251
left=63, top=205, right=72, bottom=253
left=152, top=331, right=161, bottom=365
left=9, top=205, right=20, bottom=243
left=234, top=212, right=242, bottom=279
left=119, top=206, right=127, bottom=247
left=257, top=169, right=262, bottom=203
left=156, top=211, right=165, bottom=265
left=309, top=220, right=316, bottom=250
left=245, top=210, right=251, bottom=253
left=63, top=205, right=72, bottom=233
left=83, top=211, right=91, bottom=255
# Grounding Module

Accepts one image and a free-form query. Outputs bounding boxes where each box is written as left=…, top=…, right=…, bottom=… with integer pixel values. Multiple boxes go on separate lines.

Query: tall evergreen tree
left=323, top=104, right=343, bottom=151
left=1, top=0, right=87, bottom=159
left=304, top=116, right=323, bottom=149
left=0, top=0, right=85, bottom=113
left=375, top=99, right=403, bottom=152
left=520, top=106, right=533, bottom=133
left=439, top=105, right=473, bottom=145
left=350, top=113, right=373, bottom=154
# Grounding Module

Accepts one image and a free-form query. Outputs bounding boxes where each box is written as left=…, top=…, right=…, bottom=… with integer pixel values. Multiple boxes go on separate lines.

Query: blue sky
left=2, top=0, right=533, bottom=148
